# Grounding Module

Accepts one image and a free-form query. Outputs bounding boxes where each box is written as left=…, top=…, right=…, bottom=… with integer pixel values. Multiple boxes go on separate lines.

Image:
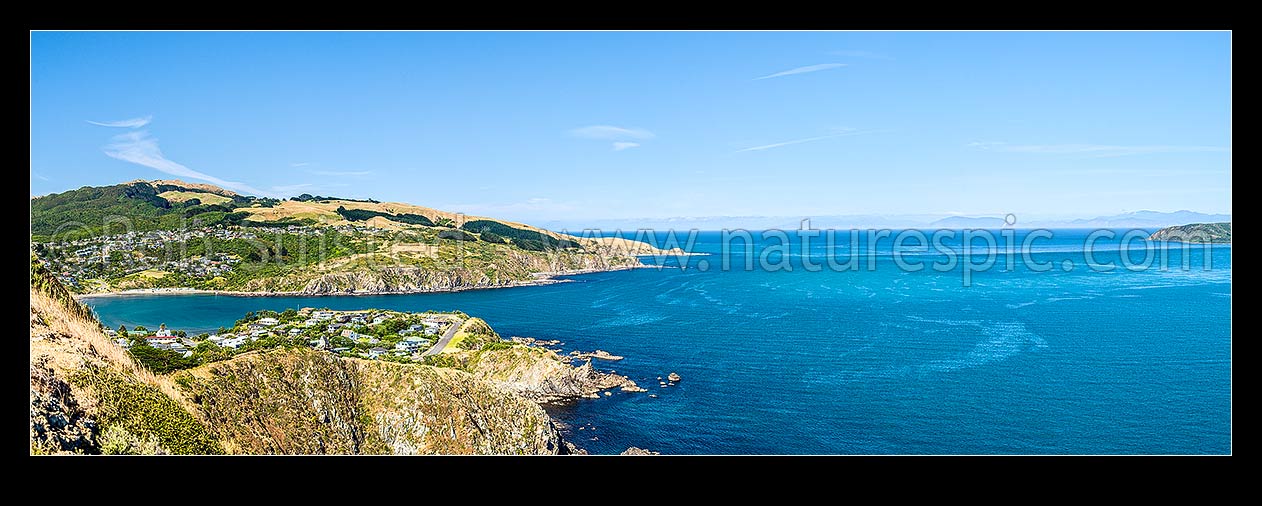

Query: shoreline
left=75, top=262, right=673, bottom=300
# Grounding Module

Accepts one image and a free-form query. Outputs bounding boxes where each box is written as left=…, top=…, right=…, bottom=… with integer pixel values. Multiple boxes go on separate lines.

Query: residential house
left=146, top=335, right=178, bottom=345
left=257, top=317, right=280, bottom=326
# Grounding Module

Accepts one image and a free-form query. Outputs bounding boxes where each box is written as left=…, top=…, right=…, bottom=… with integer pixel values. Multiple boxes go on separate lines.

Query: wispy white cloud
left=569, top=125, right=655, bottom=151
left=569, top=125, right=655, bottom=140
left=31, top=171, right=51, bottom=181
left=967, top=141, right=1231, bottom=157
left=829, top=50, right=891, bottom=60
left=103, top=130, right=274, bottom=197
left=289, top=162, right=311, bottom=167
left=86, top=116, right=152, bottom=128
left=735, top=129, right=882, bottom=153
left=754, top=63, right=847, bottom=80
left=311, top=170, right=373, bottom=177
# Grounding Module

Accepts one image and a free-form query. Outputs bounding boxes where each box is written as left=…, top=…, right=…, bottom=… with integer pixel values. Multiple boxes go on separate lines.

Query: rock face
left=179, top=349, right=564, bottom=455
left=621, top=446, right=660, bottom=455
left=30, top=357, right=97, bottom=454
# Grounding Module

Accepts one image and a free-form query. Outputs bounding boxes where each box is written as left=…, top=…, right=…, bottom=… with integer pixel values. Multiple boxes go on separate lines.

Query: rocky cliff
left=242, top=248, right=642, bottom=294
left=177, top=349, right=563, bottom=454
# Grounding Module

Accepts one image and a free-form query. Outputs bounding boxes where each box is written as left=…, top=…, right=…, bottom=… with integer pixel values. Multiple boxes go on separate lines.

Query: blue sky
left=30, top=31, right=1231, bottom=223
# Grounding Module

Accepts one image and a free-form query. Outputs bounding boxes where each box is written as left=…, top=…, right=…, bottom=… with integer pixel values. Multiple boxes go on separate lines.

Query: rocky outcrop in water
left=621, top=446, right=660, bottom=455
left=464, top=347, right=644, bottom=403
left=569, top=349, right=624, bottom=361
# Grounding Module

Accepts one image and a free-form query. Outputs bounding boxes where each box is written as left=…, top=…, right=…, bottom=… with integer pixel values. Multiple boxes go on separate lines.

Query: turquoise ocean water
left=84, top=229, right=1231, bottom=454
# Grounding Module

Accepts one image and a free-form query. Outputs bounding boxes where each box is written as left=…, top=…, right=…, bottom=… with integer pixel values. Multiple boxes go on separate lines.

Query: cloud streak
left=311, top=170, right=373, bottom=177
left=570, top=125, right=655, bottom=151
left=735, top=129, right=881, bottom=153
left=103, top=130, right=274, bottom=197
left=569, top=125, right=655, bottom=140
left=967, top=141, right=1231, bottom=157
left=86, top=116, right=152, bottom=128
left=754, top=63, right=847, bottom=80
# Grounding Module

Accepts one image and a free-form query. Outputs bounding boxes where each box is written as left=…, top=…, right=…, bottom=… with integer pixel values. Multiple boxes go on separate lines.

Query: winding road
left=420, top=321, right=461, bottom=357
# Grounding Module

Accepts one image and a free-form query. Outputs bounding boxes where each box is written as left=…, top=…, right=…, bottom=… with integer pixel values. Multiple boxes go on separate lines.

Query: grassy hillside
left=31, top=259, right=222, bottom=455
left=30, top=180, right=269, bottom=241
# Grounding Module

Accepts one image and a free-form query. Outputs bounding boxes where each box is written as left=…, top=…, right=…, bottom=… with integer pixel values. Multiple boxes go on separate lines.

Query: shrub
left=437, top=229, right=477, bottom=242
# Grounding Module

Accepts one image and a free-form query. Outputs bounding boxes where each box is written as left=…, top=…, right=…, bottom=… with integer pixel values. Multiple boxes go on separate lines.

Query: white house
left=146, top=335, right=178, bottom=345
left=257, top=317, right=280, bottom=326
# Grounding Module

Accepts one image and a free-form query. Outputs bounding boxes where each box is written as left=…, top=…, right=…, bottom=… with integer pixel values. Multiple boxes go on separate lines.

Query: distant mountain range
left=539, top=210, right=1230, bottom=231
left=1040, top=210, right=1232, bottom=229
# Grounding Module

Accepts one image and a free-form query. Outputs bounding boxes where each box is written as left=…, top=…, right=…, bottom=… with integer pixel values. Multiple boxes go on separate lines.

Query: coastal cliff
left=252, top=251, right=642, bottom=295
left=1148, top=222, right=1231, bottom=243
left=30, top=260, right=580, bottom=455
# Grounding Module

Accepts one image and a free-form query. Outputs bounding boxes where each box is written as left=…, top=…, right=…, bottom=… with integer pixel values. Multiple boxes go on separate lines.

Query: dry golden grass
left=149, top=179, right=238, bottom=196
left=29, top=288, right=191, bottom=416
left=158, top=190, right=232, bottom=205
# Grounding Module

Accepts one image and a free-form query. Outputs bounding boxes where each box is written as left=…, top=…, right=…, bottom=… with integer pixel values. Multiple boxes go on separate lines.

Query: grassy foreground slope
left=30, top=259, right=568, bottom=455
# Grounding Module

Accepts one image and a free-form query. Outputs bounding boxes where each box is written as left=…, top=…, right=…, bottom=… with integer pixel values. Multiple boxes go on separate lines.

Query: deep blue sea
left=84, top=229, right=1232, bottom=454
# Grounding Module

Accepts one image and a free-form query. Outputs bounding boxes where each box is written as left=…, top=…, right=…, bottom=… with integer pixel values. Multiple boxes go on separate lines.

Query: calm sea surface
left=85, top=229, right=1232, bottom=454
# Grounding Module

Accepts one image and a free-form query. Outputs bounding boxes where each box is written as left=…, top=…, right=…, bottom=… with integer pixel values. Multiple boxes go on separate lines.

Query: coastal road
left=421, top=321, right=461, bottom=357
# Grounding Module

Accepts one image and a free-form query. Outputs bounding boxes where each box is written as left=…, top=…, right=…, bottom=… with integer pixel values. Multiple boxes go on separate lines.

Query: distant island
left=1148, top=222, right=1232, bottom=243
left=31, top=180, right=682, bottom=296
